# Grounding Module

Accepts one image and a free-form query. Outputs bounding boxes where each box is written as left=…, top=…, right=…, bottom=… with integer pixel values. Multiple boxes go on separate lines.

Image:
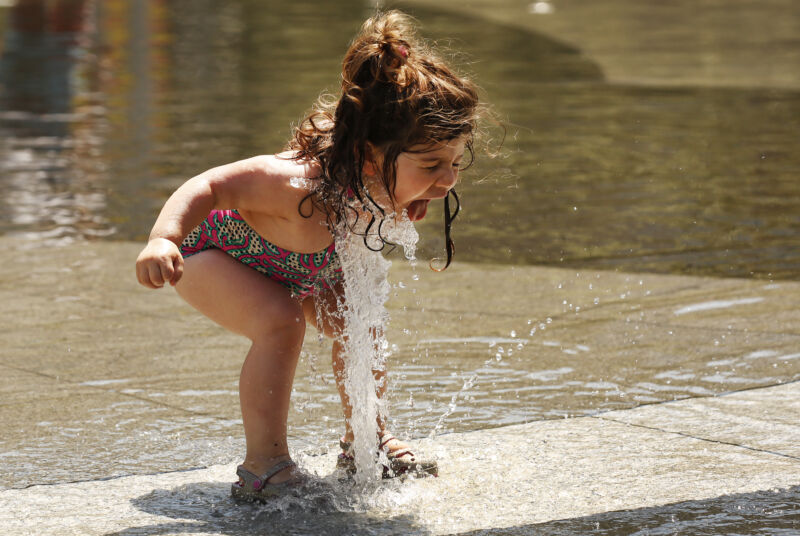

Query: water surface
left=1, top=2, right=799, bottom=533
left=1, top=0, right=799, bottom=278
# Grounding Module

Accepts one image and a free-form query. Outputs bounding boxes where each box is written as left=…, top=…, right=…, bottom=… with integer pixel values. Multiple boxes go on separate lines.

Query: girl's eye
left=424, top=162, right=462, bottom=171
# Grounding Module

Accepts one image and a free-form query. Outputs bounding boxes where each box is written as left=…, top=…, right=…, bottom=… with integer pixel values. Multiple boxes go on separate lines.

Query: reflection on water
left=0, top=0, right=112, bottom=244
left=1, top=2, right=798, bottom=531
left=0, top=0, right=799, bottom=278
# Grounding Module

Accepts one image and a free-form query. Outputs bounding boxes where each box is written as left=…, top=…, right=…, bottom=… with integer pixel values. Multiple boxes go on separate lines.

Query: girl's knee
left=245, top=302, right=306, bottom=345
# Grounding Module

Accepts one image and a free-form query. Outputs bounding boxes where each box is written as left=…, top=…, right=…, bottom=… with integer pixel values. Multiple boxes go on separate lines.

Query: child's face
left=391, top=136, right=466, bottom=221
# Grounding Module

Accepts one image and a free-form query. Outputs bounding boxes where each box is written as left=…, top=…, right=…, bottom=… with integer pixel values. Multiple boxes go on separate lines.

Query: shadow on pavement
left=454, top=485, right=800, bottom=535
left=108, top=477, right=431, bottom=536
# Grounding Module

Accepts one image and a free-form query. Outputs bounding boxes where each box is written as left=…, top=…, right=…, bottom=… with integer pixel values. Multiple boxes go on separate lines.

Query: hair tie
left=398, top=45, right=409, bottom=59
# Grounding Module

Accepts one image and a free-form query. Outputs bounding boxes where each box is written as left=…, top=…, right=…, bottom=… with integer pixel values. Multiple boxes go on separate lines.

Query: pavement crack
left=11, top=465, right=213, bottom=490
left=0, top=360, right=215, bottom=418
left=592, top=415, right=800, bottom=462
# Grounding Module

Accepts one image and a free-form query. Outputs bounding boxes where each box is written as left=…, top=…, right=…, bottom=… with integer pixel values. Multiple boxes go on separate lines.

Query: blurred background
left=0, top=0, right=798, bottom=278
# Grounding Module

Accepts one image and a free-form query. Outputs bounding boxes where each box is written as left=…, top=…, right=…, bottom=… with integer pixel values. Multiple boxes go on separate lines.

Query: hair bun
left=379, top=38, right=410, bottom=75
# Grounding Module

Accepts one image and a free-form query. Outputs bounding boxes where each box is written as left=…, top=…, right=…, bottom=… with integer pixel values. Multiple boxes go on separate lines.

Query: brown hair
left=289, top=10, right=480, bottom=268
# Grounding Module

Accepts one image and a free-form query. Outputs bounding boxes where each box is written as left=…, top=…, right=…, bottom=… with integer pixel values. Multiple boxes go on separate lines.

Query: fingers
left=161, top=255, right=184, bottom=286
left=170, top=257, right=184, bottom=286
left=136, top=258, right=159, bottom=289
left=158, top=260, right=174, bottom=286
left=135, top=245, right=184, bottom=289
left=147, top=262, right=166, bottom=288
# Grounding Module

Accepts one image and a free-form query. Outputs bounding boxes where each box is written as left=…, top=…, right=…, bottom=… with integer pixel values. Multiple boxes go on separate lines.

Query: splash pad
left=2, top=239, right=800, bottom=534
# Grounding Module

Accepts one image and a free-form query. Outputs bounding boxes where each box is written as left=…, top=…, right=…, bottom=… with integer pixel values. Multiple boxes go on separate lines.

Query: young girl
left=135, top=10, right=479, bottom=501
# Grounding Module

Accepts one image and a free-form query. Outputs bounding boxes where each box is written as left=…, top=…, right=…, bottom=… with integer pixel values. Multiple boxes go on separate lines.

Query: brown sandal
left=337, top=433, right=439, bottom=478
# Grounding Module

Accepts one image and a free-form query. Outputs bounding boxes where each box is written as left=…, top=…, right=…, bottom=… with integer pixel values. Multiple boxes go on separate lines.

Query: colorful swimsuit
left=180, top=209, right=343, bottom=299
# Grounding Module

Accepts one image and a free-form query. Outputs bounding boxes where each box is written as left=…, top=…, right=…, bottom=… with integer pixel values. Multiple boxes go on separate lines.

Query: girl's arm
left=135, top=155, right=297, bottom=289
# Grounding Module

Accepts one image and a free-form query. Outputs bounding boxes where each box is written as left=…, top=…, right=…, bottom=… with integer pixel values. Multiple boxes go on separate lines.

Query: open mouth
left=406, top=199, right=429, bottom=221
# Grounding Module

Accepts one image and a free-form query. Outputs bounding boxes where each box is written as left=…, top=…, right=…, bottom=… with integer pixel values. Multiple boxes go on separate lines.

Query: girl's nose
left=438, top=167, right=458, bottom=189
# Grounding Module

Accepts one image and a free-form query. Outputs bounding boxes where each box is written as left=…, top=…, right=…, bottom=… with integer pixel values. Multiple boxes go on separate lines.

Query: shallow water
left=0, top=0, right=799, bottom=278
left=1, top=1, right=799, bottom=533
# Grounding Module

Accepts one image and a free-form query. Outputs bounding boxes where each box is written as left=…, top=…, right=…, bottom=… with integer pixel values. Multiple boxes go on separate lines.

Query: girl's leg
left=302, top=284, right=407, bottom=452
left=176, top=249, right=305, bottom=483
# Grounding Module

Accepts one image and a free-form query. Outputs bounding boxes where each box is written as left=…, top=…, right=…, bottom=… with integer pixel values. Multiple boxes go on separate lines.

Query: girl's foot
left=337, top=431, right=439, bottom=478
left=340, top=431, right=413, bottom=457
left=231, top=455, right=305, bottom=503
left=239, top=454, right=297, bottom=485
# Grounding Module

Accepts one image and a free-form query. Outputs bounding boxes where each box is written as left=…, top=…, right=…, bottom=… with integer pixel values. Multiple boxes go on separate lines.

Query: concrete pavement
left=1, top=238, right=799, bottom=533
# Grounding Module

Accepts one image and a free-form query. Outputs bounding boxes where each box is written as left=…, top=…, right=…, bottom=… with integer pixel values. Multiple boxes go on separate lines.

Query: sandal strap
left=342, top=434, right=415, bottom=459
left=388, top=449, right=413, bottom=460
left=236, top=460, right=296, bottom=491
left=378, top=435, right=397, bottom=450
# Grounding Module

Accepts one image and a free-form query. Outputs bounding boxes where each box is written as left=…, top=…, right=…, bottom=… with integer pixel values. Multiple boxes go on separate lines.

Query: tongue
left=406, top=200, right=429, bottom=221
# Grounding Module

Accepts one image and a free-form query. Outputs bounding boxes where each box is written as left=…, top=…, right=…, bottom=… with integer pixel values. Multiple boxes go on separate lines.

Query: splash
left=333, top=209, right=418, bottom=486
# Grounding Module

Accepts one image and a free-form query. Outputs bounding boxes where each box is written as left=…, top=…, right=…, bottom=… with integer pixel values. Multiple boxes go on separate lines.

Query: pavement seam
left=588, top=379, right=800, bottom=462
left=9, top=465, right=213, bottom=491
left=591, top=414, right=800, bottom=462
left=0, top=361, right=216, bottom=418
left=580, top=378, right=800, bottom=419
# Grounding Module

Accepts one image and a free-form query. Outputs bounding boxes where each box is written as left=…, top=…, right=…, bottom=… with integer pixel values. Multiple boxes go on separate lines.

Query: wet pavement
left=1, top=239, right=798, bottom=534
left=1, top=2, right=799, bottom=531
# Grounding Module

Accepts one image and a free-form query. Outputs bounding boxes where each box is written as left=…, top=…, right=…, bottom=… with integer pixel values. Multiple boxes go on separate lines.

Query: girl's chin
left=405, top=199, right=429, bottom=221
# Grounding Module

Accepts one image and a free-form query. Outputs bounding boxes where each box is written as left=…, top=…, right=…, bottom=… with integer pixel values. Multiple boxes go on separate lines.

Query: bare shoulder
left=211, top=153, right=322, bottom=218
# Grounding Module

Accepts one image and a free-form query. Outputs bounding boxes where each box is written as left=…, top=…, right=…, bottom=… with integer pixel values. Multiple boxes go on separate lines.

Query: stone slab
left=1, top=383, right=799, bottom=535
left=2, top=239, right=799, bottom=491
left=599, top=381, right=800, bottom=459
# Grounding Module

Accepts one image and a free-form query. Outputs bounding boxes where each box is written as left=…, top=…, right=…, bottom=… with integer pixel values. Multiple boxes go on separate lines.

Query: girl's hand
left=135, top=238, right=185, bottom=289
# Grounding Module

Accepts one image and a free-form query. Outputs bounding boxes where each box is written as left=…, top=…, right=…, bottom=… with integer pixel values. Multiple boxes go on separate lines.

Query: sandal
left=336, top=433, right=439, bottom=478
left=230, top=459, right=303, bottom=503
